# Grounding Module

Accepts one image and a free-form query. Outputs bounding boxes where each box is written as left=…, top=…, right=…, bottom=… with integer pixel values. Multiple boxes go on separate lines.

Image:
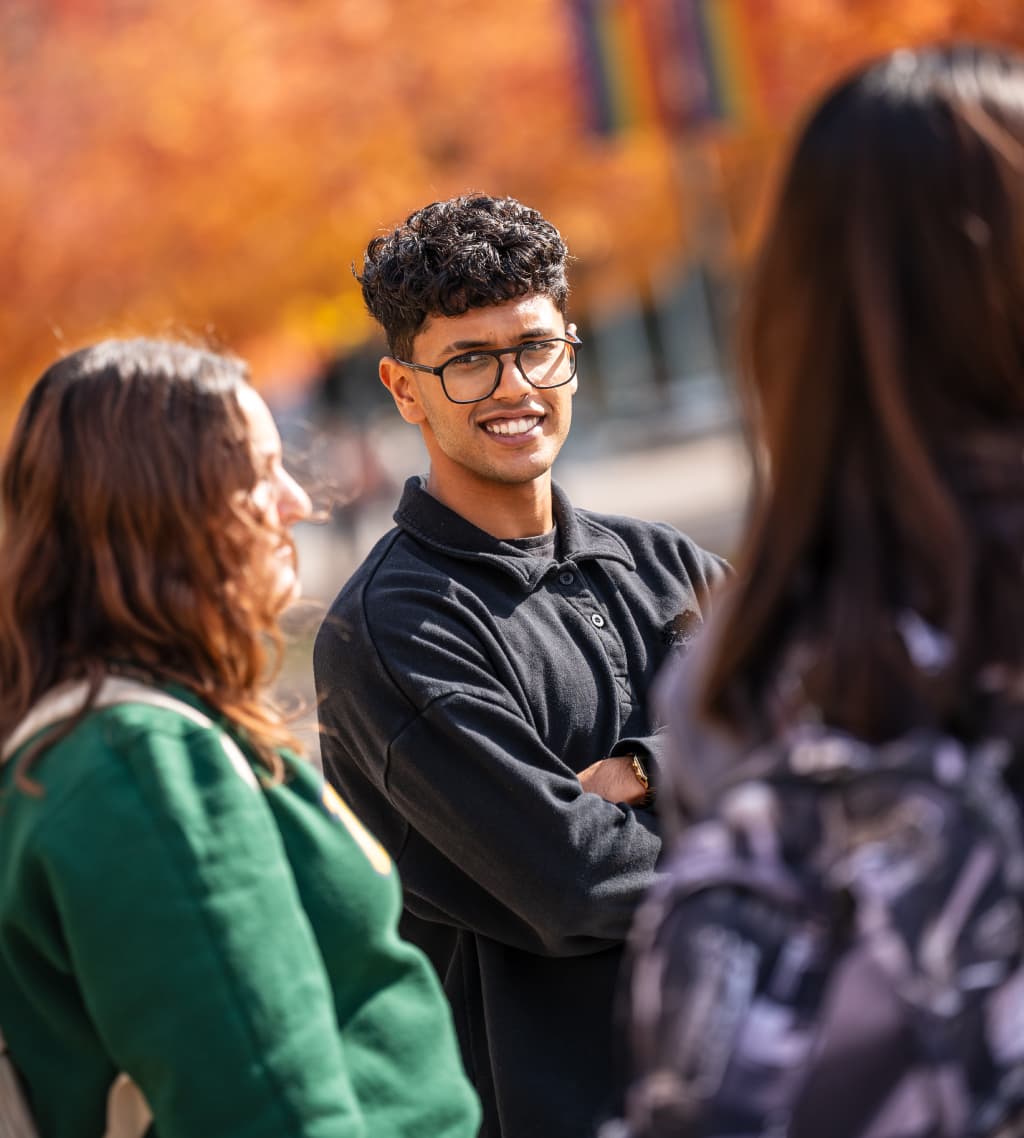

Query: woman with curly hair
left=0, top=339, right=480, bottom=1137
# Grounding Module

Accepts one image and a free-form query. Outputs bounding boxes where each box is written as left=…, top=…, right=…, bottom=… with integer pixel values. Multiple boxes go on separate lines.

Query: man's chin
left=480, top=450, right=562, bottom=486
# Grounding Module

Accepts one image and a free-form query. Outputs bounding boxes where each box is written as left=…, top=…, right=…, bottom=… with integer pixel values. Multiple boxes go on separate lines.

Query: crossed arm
left=315, top=604, right=665, bottom=956
left=578, top=754, right=650, bottom=806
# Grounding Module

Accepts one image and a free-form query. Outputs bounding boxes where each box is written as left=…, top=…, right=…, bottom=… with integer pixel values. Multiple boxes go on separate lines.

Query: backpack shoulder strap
left=1, top=677, right=253, bottom=1138
left=1, top=676, right=257, bottom=788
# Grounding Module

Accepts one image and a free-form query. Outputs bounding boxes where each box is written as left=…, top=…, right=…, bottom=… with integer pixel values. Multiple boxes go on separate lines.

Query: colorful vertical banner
left=572, top=0, right=774, bottom=137
left=571, top=0, right=665, bottom=135
left=643, top=0, right=715, bottom=129
left=692, top=0, right=767, bottom=126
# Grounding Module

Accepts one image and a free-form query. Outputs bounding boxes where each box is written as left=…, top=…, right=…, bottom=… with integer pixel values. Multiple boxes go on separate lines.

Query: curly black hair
left=356, top=193, right=571, bottom=359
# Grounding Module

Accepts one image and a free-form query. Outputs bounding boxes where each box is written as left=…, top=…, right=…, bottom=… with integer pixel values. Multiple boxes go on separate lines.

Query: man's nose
left=492, top=350, right=531, bottom=397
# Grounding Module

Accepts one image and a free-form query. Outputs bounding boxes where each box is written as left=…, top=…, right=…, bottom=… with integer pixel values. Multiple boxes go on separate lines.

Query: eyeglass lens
left=442, top=340, right=576, bottom=403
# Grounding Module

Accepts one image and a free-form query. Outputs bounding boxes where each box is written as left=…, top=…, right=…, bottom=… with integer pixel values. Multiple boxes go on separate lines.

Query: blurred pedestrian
left=314, top=193, right=729, bottom=1138
left=0, top=339, right=480, bottom=1137
left=615, top=43, right=1024, bottom=1138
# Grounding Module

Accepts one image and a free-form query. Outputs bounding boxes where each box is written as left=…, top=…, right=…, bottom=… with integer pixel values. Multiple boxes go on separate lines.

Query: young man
left=314, top=193, right=728, bottom=1138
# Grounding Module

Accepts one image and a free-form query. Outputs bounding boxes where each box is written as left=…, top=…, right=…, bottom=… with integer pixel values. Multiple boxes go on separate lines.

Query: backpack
left=620, top=727, right=1024, bottom=1138
left=0, top=677, right=251, bottom=1138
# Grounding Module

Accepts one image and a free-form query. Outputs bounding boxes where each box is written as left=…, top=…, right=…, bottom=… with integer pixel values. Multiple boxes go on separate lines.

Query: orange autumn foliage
left=0, top=0, right=1021, bottom=439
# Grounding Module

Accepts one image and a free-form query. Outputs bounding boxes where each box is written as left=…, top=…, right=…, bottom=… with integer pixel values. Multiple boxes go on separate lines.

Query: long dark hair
left=0, top=338, right=300, bottom=788
left=701, top=44, right=1024, bottom=745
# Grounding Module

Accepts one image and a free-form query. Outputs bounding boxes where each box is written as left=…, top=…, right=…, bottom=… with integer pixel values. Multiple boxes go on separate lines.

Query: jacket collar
left=393, top=475, right=635, bottom=589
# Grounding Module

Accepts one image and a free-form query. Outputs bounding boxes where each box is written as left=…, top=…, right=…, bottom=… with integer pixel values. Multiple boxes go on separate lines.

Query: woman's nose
left=277, top=470, right=312, bottom=525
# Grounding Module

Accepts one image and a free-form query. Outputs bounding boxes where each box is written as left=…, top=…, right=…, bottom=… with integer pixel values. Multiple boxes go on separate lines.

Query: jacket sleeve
left=315, top=591, right=663, bottom=958
left=35, top=721, right=366, bottom=1138
left=609, top=728, right=668, bottom=796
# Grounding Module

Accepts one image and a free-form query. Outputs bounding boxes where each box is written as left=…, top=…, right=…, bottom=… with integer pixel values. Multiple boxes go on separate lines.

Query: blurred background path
left=292, top=415, right=751, bottom=606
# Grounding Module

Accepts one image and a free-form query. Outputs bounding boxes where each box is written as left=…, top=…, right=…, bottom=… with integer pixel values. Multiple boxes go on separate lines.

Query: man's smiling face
left=381, top=293, right=578, bottom=508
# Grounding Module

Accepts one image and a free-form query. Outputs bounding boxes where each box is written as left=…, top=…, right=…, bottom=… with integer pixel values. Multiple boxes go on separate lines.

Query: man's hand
left=577, top=755, right=648, bottom=806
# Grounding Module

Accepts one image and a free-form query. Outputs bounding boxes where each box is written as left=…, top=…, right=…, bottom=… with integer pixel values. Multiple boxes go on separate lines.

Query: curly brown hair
left=0, top=338, right=301, bottom=789
left=356, top=193, right=571, bottom=359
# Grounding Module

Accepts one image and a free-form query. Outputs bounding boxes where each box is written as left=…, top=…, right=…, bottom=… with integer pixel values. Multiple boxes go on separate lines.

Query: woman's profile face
left=236, top=383, right=312, bottom=607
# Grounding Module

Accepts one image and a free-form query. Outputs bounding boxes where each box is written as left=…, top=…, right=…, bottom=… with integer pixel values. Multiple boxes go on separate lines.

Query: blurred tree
left=709, top=0, right=1024, bottom=262
left=0, top=0, right=686, bottom=427
left=0, top=0, right=1021, bottom=437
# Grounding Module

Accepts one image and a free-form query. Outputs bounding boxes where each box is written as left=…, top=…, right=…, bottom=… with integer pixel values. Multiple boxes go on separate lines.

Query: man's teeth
left=484, top=417, right=539, bottom=436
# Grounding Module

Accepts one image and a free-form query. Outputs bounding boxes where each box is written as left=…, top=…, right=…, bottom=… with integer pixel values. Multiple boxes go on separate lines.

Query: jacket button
left=559, top=571, right=575, bottom=585
left=590, top=613, right=606, bottom=628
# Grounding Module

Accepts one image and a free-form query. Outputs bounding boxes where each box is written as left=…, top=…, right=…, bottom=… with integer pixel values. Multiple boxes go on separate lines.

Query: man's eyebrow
left=440, top=328, right=557, bottom=355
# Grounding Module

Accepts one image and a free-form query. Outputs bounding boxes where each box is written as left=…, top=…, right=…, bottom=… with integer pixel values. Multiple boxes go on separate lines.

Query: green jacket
left=0, top=687, right=481, bottom=1138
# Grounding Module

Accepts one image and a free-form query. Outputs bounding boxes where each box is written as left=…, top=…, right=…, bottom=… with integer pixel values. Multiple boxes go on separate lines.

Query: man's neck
left=425, top=470, right=554, bottom=540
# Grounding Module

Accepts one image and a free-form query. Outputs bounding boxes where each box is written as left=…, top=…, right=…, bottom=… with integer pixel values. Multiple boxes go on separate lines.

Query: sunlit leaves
left=1, top=0, right=1021, bottom=439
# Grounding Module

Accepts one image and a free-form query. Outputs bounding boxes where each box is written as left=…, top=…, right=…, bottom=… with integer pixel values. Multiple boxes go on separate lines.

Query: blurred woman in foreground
left=618, top=44, right=1024, bottom=1138
left=0, top=339, right=480, bottom=1137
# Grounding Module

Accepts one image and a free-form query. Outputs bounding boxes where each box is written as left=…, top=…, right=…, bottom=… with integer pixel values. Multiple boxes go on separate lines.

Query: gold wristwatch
left=628, top=753, right=653, bottom=804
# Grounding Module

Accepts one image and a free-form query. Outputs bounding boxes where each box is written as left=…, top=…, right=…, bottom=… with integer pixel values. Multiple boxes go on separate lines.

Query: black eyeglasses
left=393, top=334, right=581, bottom=404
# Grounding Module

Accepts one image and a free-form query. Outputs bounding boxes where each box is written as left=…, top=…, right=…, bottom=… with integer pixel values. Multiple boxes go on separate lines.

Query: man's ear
left=566, top=323, right=579, bottom=397
left=380, top=357, right=426, bottom=425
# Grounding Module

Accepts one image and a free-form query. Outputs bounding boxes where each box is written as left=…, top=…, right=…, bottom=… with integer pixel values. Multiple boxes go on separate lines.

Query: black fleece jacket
left=314, top=476, right=728, bottom=1138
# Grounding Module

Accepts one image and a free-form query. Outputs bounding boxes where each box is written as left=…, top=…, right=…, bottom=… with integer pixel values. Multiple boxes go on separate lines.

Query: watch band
left=629, top=753, right=650, bottom=793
